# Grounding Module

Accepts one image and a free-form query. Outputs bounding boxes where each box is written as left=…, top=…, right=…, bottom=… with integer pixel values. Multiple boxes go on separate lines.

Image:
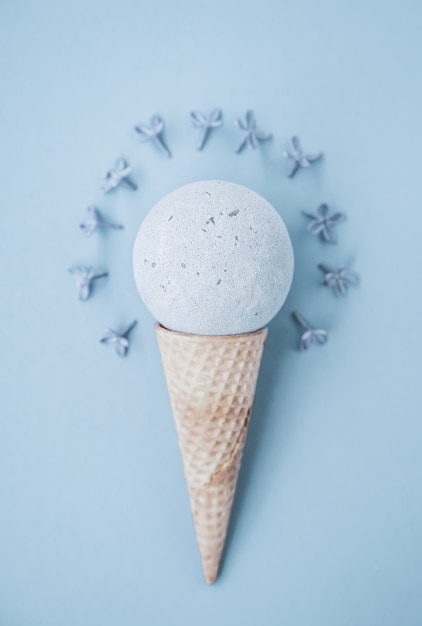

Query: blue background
left=1, top=1, right=421, bottom=624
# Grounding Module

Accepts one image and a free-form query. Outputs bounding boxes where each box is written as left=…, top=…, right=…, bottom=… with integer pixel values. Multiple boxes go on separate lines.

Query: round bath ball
left=133, top=180, right=294, bottom=335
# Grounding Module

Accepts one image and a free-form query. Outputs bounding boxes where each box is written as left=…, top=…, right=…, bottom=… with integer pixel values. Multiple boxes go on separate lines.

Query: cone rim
left=154, top=322, right=267, bottom=342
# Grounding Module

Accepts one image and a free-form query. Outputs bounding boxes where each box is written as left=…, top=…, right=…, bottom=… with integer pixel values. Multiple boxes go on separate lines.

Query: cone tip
left=202, top=553, right=220, bottom=584
left=204, top=571, right=218, bottom=585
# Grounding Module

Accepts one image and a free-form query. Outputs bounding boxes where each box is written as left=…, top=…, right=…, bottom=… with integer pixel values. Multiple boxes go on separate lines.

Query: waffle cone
left=155, top=323, right=267, bottom=584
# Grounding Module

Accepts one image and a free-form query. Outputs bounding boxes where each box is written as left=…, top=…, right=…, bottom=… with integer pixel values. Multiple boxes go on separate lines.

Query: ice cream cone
left=155, top=323, right=267, bottom=584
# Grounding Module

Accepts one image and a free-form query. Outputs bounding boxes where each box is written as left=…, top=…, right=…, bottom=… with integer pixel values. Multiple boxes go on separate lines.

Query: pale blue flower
left=190, top=108, right=223, bottom=150
left=318, top=263, right=358, bottom=296
left=134, top=115, right=171, bottom=157
left=234, top=110, right=272, bottom=153
left=100, top=320, right=137, bottom=357
left=80, top=206, right=123, bottom=237
left=292, top=311, right=328, bottom=352
left=283, top=136, right=322, bottom=177
left=102, top=158, right=137, bottom=192
left=303, top=204, right=346, bottom=243
left=68, top=266, right=108, bottom=301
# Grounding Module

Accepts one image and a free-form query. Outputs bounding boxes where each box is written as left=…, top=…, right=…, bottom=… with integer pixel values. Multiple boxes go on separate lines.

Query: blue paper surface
left=1, top=1, right=421, bottom=624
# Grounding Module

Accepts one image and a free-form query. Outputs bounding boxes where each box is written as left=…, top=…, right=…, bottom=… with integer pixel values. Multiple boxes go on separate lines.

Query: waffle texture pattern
left=155, top=324, right=267, bottom=583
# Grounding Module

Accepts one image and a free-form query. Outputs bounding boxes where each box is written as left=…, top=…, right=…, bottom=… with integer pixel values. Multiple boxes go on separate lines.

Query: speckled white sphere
left=133, top=180, right=294, bottom=335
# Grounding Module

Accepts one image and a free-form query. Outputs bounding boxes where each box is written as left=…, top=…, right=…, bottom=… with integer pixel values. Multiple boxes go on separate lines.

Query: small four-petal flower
left=134, top=115, right=172, bottom=157
left=292, top=311, right=328, bottom=352
left=318, top=263, right=358, bottom=296
left=102, top=158, right=137, bottom=193
left=234, top=110, right=272, bottom=153
left=80, top=206, right=124, bottom=237
left=303, top=203, right=346, bottom=243
left=284, top=136, right=322, bottom=178
left=100, top=320, right=137, bottom=357
left=190, top=109, right=223, bottom=150
left=68, top=266, right=108, bottom=301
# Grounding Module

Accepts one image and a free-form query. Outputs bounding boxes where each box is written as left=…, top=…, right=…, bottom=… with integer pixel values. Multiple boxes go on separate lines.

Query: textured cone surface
left=155, top=324, right=267, bottom=584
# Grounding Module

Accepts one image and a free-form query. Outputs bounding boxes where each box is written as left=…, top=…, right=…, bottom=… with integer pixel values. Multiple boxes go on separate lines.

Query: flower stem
left=235, top=137, right=248, bottom=153
left=92, top=272, right=108, bottom=281
left=121, top=319, right=138, bottom=338
left=122, top=177, right=137, bottom=191
left=154, top=135, right=172, bottom=158
left=99, top=220, right=124, bottom=230
left=289, top=162, right=300, bottom=178
left=291, top=311, right=311, bottom=330
left=198, top=127, right=209, bottom=150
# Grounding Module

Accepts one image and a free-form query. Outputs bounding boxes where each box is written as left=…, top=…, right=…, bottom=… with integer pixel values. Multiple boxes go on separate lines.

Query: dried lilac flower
left=100, top=320, right=137, bottom=357
left=283, top=136, right=322, bottom=178
left=234, top=110, right=272, bottom=153
left=102, top=158, right=137, bottom=193
left=134, top=115, right=171, bottom=158
left=190, top=109, right=223, bottom=150
left=68, top=266, right=108, bottom=301
left=292, top=311, right=328, bottom=352
left=80, top=206, right=123, bottom=237
left=303, top=204, right=346, bottom=243
left=318, top=263, right=358, bottom=296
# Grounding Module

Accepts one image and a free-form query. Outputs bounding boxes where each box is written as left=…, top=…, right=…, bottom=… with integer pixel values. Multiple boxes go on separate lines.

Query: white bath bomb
left=133, top=180, right=294, bottom=335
